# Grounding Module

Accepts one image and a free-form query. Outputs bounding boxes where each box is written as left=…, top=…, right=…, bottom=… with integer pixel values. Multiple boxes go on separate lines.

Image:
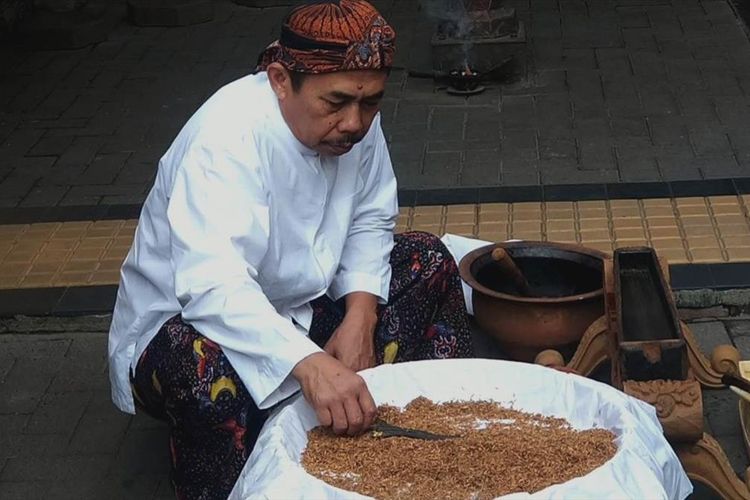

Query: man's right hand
left=292, top=352, right=377, bottom=436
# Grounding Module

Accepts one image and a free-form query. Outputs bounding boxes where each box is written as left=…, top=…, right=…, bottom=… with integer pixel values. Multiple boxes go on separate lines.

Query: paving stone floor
left=0, top=315, right=747, bottom=499
left=2, top=0, right=750, bottom=206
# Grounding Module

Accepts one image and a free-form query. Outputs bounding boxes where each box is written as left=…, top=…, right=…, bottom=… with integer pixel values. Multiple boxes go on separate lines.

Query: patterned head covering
left=256, top=0, right=396, bottom=74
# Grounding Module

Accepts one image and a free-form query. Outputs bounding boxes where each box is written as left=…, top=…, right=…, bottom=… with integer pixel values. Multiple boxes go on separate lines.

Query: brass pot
left=459, top=241, right=608, bottom=362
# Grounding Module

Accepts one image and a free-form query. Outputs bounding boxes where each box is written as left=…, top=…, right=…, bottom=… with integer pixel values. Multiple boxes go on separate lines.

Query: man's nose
left=338, top=104, right=364, bottom=135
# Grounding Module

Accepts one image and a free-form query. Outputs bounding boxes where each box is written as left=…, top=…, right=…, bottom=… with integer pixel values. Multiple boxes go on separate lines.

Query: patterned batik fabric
left=309, top=231, right=475, bottom=362
left=255, top=0, right=396, bottom=74
left=131, top=316, right=267, bottom=500
left=131, top=231, right=473, bottom=500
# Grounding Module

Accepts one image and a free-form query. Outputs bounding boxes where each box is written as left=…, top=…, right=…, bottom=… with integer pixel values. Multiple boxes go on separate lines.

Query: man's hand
left=324, top=291, right=378, bottom=372
left=292, top=352, right=378, bottom=435
left=324, top=312, right=376, bottom=372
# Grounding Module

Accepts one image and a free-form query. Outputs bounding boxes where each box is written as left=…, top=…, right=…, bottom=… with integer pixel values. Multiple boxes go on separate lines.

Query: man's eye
left=325, top=99, right=345, bottom=109
left=363, top=100, right=381, bottom=108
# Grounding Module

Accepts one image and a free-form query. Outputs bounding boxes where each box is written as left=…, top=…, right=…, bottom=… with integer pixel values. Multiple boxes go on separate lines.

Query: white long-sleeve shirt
left=108, top=72, right=398, bottom=414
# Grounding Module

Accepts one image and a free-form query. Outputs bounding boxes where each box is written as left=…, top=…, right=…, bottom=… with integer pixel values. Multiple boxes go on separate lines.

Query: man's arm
left=324, top=292, right=379, bottom=371
left=344, top=291, right=379, bottom=325
left=329, top=115, right=398, bottom=304
left=168, top=137, right=375, bottom=435
left=327, top=116, right=398, bottom=370
left=168, top=139, right=321, bottom=409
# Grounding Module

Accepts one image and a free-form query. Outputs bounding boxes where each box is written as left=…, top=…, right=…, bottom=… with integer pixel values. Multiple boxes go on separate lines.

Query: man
left=108, top=1, right=474, bottom=498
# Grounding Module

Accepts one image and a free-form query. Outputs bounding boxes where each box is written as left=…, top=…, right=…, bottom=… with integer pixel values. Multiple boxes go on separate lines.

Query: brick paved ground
left=0, top=316, right=747, bottom=499
left=2, top=0, right=750, bottom=205
left=0, top=328, right=172, bottom=499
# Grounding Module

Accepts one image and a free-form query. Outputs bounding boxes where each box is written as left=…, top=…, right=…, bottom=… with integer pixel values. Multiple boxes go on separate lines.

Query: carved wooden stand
left=535, top=254, right=749, bottom=500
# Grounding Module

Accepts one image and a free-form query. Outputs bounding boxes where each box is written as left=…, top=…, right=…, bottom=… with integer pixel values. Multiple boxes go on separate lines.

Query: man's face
left=268, top=64, right=388, bottom=156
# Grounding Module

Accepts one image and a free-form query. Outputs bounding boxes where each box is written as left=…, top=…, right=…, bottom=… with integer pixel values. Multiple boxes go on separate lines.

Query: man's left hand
left=324, top=312, right=377, bottom=372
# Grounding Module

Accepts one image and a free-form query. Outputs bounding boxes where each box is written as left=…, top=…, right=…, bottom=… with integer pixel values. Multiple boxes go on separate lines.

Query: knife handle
left=722, top=373, right=750, bottom=393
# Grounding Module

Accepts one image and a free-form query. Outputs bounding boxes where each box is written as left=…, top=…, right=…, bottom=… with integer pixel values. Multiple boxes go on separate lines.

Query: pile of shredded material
left=302, top=397, right=617, bottom=499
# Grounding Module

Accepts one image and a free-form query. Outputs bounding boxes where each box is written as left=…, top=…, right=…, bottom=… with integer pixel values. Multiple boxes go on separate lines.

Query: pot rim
left=458, top=240, right=609, bottom=304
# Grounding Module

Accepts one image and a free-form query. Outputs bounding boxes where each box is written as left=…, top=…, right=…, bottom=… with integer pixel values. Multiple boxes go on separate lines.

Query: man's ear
left=267, top=62, right=291, bottom=100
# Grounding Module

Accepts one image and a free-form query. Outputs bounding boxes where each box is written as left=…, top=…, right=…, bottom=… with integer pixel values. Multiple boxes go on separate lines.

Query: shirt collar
left=264, top=75, right=319, bottom=158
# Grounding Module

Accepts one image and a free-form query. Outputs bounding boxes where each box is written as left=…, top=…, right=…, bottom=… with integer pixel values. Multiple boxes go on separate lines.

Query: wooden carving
left=623, top=380, right=703, bottom=443
left=681, top=322, right=741, bottom=389
left=712, top=345, right=742, bottom=377
left=566, top=316, right=611, bottom=377
left=674, top=433, right=750, bottom=500
left=534, top=349, right=564, bottom=368
left=602, top=258, right=625, bottom=389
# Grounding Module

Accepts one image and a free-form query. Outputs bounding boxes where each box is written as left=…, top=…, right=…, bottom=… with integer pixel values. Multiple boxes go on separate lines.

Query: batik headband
left=256, top=0, right=396, bottom=74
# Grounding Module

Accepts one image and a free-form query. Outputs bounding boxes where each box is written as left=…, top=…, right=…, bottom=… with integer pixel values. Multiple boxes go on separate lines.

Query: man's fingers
left=315, top=406, right=333, bottom=428
left=323, top=342, right=336, bottom=357
left=296, top=352, right=377, bottom=436
left=329, top=402, right=348, bottom=435
left=343, top=396, right=366, bottom=436
left=357, top=384, right=378, bottom=429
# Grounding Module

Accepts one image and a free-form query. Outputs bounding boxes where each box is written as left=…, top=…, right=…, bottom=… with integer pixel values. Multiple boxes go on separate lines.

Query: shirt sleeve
left=328, top=116, right=399, bottom=304
left=167, top=137, right=322, bottom=410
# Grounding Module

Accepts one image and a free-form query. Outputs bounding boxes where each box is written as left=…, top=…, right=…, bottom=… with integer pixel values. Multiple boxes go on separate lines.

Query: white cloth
left=108, top=72, right=399, bottom=414
left=229, top=359, right=693, bottom=500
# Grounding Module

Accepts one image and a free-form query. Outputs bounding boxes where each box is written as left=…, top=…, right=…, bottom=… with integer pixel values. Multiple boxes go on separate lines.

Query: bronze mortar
left=459, top=241, right=608, bottom=362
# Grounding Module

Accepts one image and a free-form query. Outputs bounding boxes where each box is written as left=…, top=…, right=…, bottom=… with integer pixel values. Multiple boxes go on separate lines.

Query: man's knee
left=136, top=320, right=247, bottom=416
left=397, top=231, right=450, bottom=257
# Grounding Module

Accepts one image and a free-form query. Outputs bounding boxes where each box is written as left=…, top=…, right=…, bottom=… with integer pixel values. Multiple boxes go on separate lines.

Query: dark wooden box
left=613, top=247, right=688, bottom=383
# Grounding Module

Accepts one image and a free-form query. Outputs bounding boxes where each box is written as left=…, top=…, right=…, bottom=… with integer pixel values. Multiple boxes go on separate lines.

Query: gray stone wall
left=0, top=0, right=31, bottom=34
left=34, top=0, right=86, bottom=11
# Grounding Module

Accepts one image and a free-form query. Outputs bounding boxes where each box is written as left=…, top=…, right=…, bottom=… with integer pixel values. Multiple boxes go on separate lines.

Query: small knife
left=370, top=418, right=458, bottom=441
